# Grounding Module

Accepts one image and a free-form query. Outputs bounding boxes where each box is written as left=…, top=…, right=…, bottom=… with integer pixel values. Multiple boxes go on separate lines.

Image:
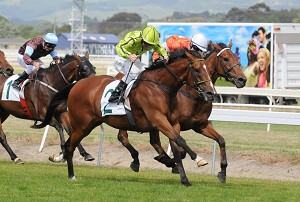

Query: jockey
left=152, top=34, right=208, bottom=62
left=12, top=33, right=60, bottom=91
left=109, top=25, right=169, bottom=103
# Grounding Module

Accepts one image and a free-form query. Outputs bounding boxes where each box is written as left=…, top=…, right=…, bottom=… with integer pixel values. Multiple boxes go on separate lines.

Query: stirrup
left=108, top=93, right=120, bottom=103
left=12, top=83, right=21, bottom=91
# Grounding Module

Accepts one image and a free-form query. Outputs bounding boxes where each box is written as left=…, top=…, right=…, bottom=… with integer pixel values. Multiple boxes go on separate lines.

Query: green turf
left=0, top=161, right=299, bottom=201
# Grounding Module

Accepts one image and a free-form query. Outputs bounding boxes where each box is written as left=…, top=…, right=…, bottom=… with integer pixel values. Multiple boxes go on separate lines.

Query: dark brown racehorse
left=36, top=49, right=216, bottom=186
left=116, top=40, right=247, bottom=183
left=0, top=53, right=95, bottom=164
left=0, top=50, right=14, bottom=77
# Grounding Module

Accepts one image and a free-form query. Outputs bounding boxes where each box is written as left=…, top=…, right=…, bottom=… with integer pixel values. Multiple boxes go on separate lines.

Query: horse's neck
left=154, top=59, right=189, bottom=91
left=39, top=64, right=75, bottom=91
left=206, top=53, right=220, bottom=85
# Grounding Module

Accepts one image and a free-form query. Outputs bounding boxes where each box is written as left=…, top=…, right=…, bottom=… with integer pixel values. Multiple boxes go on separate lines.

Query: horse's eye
left=223, top=58, right=229, bottom=62
left=194, top=68, right=200, bottom=72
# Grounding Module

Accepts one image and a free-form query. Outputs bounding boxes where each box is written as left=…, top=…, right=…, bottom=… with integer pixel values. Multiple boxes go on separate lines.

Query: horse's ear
left=85, top=51, right=89, bottom=60
left=211, top=43, right=221, bottom=52
left=73, top=53, right=81, bottom=61
left=228, top=39, right=233, bottom=48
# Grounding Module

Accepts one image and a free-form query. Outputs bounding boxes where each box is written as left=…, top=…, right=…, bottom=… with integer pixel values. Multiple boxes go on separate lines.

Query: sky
left=0, top=0, right=299, bottom=24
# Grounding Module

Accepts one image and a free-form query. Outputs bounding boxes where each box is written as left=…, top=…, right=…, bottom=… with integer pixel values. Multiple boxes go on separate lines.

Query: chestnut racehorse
left=0, top=53, right=95, bottom=164
left=116, top=40, right=247, bottom=183
left=0, top=50, right=14, bottom=77
left=36, top=49, right=216, bottom=186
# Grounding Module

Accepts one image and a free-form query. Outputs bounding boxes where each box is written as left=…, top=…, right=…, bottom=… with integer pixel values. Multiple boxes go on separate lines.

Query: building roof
left=59, top=33, right=119, bottom=44
left=0, top=38, right=26, bottom=45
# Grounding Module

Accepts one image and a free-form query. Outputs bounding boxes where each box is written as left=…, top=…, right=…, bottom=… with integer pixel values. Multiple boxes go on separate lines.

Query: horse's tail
left=31, top=83, right=76, bottom=129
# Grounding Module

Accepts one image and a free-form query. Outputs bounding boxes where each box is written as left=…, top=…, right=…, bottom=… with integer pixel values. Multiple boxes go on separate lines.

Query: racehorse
left=116, top=40, right=247, bottom=183
left=0, top=53, right=95, bottom=164
left=0, top=50, right=14, bottom=77
left=35, top=49, right=216, bottom=186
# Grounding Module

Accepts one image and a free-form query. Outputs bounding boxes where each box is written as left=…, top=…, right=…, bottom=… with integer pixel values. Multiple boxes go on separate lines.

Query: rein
left=142, top=57, right=211, bottom=95
left=0, top=68, right=11, bottom=77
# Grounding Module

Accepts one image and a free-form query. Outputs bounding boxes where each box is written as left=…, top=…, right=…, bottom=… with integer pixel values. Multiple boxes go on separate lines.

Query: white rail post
left=97, top=124, right=105, bottom=166
left=39, top=125, right=50, bottom=152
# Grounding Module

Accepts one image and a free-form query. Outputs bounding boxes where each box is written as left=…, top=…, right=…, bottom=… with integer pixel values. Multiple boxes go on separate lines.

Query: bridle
left=37, top=56, right=94, bottom=93
left=56, top=57, right=94, bottom=85
left=216, top=47, right=240, bottom=81
left=158, top=57, right=211, bottom=95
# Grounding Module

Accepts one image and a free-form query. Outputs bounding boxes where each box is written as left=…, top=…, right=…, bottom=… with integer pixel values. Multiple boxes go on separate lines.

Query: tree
left=17, top=25, right=39, bottom=39
left=97, top=12, right=141, bottom=36
left=0, top=16, right=17, bottom=38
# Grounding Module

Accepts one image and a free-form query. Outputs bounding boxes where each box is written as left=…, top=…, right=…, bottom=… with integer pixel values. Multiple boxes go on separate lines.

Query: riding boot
left=108, top=80, right=127, bottom=103
left=11, top=71, right=29, bottom=91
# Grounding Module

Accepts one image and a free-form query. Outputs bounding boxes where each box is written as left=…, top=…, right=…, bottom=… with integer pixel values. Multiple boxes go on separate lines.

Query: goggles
left=45, top=42, right=56, bottom=48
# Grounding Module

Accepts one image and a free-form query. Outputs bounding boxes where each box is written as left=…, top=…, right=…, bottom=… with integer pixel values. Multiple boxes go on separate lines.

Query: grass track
left=0, top=161, right=300, bottom=201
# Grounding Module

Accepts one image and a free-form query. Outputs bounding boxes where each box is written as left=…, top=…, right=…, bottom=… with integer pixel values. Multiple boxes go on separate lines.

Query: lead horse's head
left=210, top=40, right=247, bottom=88
left=184, top=50, right=216, bottom=102
left=0, top=50, right=14, bottom=77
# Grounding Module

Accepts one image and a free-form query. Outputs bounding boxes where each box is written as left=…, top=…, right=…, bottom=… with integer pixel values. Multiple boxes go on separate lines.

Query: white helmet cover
left=191, top=34, right=208, bottom=52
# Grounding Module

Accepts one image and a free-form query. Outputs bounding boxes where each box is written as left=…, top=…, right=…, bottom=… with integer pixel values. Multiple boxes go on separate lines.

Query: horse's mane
left=36, top=54, right=76, bottom=80
left=216, top=42, right=227, bottom=49
left=48, top=54, right=76, bottom=70
left=147, top=49, right=202, bottom=70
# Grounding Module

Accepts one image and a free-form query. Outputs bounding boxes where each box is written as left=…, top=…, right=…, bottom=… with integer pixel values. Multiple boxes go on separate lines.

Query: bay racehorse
left=0, top=53, right=95, bottom=164
left=35, top=49, right=216, bottom=186
left=116, top=40, right=247, bottom=183
left=0, top=50, right=14, bottom=77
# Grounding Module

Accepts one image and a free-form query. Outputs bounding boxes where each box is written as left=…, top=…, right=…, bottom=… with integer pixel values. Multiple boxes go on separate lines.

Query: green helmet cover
left=142, top=26, right=159, bottom=45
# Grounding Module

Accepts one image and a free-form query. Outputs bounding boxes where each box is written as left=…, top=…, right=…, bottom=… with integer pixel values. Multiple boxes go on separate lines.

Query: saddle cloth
left=1, top=75, right=28, bottom=101
left=101, top=80, right=134, bottom=116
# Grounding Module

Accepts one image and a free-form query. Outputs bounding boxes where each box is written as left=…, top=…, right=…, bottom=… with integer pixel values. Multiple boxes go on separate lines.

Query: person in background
left=109, top=25, right=169, bottom=102
left=234, top=47, right=241, bottom=63
left=12, top=33, right=60, bottom=91
left=256, top=48, right=270, bottom=88
left=244, top=46, right=259, bottom=87
left=152, top=33, right=209, bottom=62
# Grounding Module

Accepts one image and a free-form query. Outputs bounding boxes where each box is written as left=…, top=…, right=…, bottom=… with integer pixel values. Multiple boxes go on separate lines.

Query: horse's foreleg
left=118, top=130, right=140, bottom=172
left=198, top=122, right=227, bottom=183
left=150, top=130, right=177, bottom=169
left=0, top=122, right=23, bottom=164
left=170, top=138, right=191, bottom=186
left=153, top=115, right=198, bottom=161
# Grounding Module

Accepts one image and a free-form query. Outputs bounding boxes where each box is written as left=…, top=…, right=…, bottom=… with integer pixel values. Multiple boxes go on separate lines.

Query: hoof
left=181, top=181, right=192, bottom=187
left=217, top=172, right=226, bottom=183
left=49, top=153, right=65, bottom=162
left=171, top=166, right=179, bottom=174
left=14, top=158, right=24, bottom=164
left=130, top=162, right=140, bottom=172
left=84, top=154, right=95, bottom=161
left=69, top=176, right=76, bottom=180
left=197, top=159, right=209, bottom=167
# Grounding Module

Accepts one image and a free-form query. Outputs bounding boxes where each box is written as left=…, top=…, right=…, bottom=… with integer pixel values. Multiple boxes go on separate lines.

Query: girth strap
left=125, top=108, right=139, bottom=132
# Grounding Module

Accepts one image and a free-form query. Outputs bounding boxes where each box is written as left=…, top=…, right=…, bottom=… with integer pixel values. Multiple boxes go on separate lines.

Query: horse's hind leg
left=0, top=115, right=23, bottom=164
left=77, top=144, right=95, bottom=161
left=197, top=122, right=227, bottom=183
left=118, top=130, right=140, bottom=172
left=59, top=114, right=95, bottom=162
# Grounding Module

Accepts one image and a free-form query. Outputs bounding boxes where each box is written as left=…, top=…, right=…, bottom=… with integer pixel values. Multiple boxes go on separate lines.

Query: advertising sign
left=149, top=23, right=273, bottom=88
